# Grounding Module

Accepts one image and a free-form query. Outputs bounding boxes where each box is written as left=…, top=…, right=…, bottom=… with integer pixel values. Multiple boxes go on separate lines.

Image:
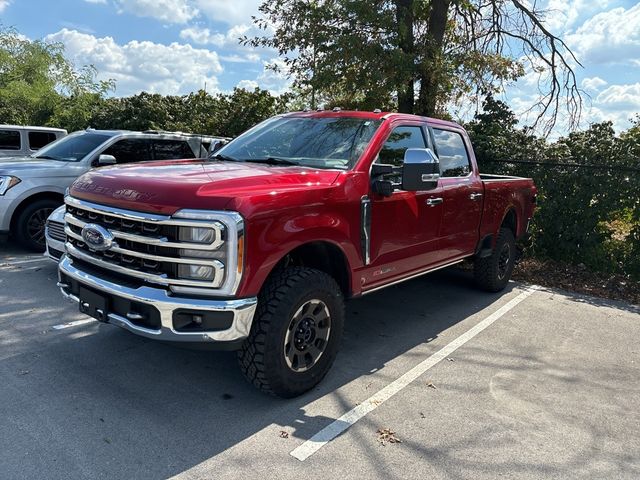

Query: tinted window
left=35, top=132, right=111, bottom=162
left=103, top=139, right=152, bottom=164
left=0, top=130, right=21, bottom=150
left=152, top=139, right=195, bottom=160
left=433, top=129, right=471, bottom=177
left=378, top=126, right=426, bottom=167
left=28, top=131, right=57, bottom=150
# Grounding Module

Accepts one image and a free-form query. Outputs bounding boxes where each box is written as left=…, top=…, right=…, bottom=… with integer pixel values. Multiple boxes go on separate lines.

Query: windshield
left=216, top=116, right=382, bottom=169
left=34, top=132, right=112, bottom=162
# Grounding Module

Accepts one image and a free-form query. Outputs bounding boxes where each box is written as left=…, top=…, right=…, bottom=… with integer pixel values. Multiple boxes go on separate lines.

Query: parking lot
left=1, top=242, right=639, bottom=480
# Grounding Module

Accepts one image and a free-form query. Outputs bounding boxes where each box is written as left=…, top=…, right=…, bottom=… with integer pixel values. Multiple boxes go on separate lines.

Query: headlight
left=171, top=209, right=244, bottom=297
left=177, top=264, right=215, bottom=281
left=0, top=176, right=21, bottom=195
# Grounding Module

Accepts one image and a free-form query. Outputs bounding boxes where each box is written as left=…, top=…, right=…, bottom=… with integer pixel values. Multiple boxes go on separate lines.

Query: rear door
left=431, top=127, right=483, bottom=259
left=364, top=123, right=445, bottom=288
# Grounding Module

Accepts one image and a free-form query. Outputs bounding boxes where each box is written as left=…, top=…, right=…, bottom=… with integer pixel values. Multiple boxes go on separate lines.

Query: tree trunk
left=395, top=0, right=414, bottom=113
left=416, top=0, right=451, bottom=117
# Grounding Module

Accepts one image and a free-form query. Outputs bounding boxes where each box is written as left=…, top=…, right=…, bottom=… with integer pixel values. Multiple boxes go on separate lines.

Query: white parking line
left=290, top=285, right=540, bottom=462
left=52, top=319, right=97, bottom=330
left=0, top=256, right=50, bottom=267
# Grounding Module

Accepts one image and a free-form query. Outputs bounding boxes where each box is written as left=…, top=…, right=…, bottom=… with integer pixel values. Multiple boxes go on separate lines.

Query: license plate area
left=79, top=287, right=109, bottom=323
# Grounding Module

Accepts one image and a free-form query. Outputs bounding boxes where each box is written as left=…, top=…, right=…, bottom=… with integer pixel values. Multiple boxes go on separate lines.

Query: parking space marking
left=52, top=319, right=97, bottom=330
left=0, top=256, right=50, bottom=267
left=290, top=285, right=540, bottom=462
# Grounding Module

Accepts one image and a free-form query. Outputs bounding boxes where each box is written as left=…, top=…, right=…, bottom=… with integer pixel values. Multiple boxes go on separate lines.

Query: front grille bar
left=64, top=197, right=228, bottom=289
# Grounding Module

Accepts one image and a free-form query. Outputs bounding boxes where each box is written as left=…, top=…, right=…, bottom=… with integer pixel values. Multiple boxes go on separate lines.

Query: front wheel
left=238, top=267, right=345, bottom=398
left=474, top=227, right=516, bottom=292
left=15, top=199, right=61, bottom=252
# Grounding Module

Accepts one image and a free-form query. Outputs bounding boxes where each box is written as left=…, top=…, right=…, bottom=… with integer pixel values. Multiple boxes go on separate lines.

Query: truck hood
left=0, top=156, right=80, bottom=177
left=70, top=160, right=342, bottom=215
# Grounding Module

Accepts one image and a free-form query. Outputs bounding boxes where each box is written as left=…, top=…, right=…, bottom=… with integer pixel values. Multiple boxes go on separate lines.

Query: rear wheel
left=238, top=267, right=345, bottom=398
left=15, top=199, right=60, bottom=252
left=474, top=227, right=516, bottom=292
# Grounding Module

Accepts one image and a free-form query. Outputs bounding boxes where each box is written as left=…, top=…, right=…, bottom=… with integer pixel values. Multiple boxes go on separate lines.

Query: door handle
left=426, top=197, right=443, bottom=206
left=469, top=192, right=483, bottom=201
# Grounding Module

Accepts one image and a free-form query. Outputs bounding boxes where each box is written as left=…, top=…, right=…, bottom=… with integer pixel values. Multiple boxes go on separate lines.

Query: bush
left=468, top=98, right=640, bottom=280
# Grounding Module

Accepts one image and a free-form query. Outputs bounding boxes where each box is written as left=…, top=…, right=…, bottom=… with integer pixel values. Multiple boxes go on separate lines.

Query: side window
left=378, top=126, right=427, bottom=167
left=152, top=139, right=196, bottom=160
left=0, top=130, right=21, bottom=150
left=28, top=131, right=57, bottom=150
left=432, top=129, right=471, bottom=177
left=102, top=139, right=152, bottom=164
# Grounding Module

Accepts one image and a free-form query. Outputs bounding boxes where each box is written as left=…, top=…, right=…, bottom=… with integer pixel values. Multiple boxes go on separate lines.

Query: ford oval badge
left=81, top=224, right=114, bottom=251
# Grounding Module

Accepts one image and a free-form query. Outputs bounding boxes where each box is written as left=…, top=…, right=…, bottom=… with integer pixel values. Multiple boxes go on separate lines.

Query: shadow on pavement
left=1, top=267, right=518, bottom=478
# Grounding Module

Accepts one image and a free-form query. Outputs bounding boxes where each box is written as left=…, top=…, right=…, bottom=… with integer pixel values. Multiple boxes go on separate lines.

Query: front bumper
left=58, top=255, right=257, bottom=346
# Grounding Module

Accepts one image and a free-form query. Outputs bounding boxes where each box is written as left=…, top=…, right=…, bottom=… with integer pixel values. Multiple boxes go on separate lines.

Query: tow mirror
left=402, top=148, right=440, bottom=191
left=96, top=154, right=116, bottom=166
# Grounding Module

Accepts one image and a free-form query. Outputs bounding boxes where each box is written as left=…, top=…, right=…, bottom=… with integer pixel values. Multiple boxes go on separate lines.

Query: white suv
left=0, top=125, right=67, bottom=157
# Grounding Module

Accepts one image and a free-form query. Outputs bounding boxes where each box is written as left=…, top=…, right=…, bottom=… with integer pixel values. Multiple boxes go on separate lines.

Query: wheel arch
left=261, top=240, right=353, bottom=298
left=10, top=191, right=65, bottom=231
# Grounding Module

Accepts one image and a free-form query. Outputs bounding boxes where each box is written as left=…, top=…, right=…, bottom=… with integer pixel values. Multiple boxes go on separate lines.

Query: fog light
left=177, top=264, right=215, bottom=281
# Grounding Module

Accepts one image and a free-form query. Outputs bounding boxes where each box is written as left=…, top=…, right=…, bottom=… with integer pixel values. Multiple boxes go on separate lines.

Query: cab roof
left=283, top=110, right=463, bottom=129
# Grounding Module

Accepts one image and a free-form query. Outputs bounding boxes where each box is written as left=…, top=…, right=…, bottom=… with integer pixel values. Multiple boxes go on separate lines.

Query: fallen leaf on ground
left=419, top=412, right=426, bottom=419
left=279, top=430, right=289, bottom=439
left=426, top=381, right=437, bottom=389
left=377, top=428, right=401, bottom=445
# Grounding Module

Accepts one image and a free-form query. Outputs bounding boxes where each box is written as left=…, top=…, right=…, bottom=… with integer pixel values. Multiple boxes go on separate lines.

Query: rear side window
left=103, top=139, right=152, bottom=164
left=432, top=129, right=471, bottom=177
left=152, top=139, right=195, bottom=160
left=28, top=131, right=57, bottom=150
left=378, top=126, right=427, bottom=167
left=0, top=130, right=21, bottom=150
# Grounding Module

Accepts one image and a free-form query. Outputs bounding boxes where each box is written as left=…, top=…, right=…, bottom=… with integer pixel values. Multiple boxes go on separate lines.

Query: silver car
left=0, top=129, right=219, bottom=251
left=45, top=205, right=66, bottom=261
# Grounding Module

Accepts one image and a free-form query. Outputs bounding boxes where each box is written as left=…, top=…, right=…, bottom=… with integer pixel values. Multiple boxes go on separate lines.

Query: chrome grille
left=64, top=197, right=228, bottom=289
left=46, top=220, right=66, bottom=242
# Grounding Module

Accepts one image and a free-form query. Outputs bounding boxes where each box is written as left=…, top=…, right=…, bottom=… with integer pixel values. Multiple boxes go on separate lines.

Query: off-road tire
left=474, top=227, right=516, bottom=292
left=238, top=267, right=345, bottom=398
left=15, top=199, right=60, bottom=252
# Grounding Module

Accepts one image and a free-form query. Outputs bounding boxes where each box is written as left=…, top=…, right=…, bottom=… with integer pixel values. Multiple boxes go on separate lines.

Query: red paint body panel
left=68, top=111, right=536, bottom=299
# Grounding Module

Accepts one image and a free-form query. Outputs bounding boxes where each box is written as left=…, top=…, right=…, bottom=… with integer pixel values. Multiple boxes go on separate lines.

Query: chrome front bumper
left=58, top=255, right=257, bottom=345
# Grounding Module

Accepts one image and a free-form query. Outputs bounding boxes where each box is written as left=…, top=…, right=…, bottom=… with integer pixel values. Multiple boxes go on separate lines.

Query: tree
left=248, top=0, right=581, bottom=133
left=0, top=25, right=113, bottom=128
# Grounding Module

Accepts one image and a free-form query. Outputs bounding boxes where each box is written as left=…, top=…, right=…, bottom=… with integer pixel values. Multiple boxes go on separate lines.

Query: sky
left=1, top=0, right=639, bottom=134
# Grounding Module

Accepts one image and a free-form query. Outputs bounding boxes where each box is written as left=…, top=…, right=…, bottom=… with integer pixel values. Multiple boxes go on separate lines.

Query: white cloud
left=180, top=24, right=267, bottom=64
left=194, top=0, right=261, bottom=25
left=566, top=4, right=640, bottom=65
left=236, top=79, right=258, bottom=90
left=255, top=58, right=292, bottom=95
left=84, top=0, right=107, bottom=4
left=45, top=29, right=223, bottom=96
left=179, top=26, right=225, bottom=46
left=116, top=0, right=199, bottom=24
left=542, top=0, right=612, bottom=33
left=595, top=83, right=640, bottom=111
left=581, top=77, right=607, bottom=93
left=0, top=0, right=11, bottom=13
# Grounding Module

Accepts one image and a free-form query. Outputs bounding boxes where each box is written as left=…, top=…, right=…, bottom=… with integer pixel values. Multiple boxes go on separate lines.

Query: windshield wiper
left=211, top=153, right=238, bottom=162
left=242, top=157, right=299, bottom=166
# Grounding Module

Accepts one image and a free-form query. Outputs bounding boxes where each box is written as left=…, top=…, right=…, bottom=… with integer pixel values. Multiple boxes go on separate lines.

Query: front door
left=363, top=124, right=444, bottom=290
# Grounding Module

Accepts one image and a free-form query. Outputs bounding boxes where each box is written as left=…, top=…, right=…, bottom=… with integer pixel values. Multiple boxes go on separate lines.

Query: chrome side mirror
left=402, top=148, right=440, bottom=191
left=97, top=154, right=117, bottom=166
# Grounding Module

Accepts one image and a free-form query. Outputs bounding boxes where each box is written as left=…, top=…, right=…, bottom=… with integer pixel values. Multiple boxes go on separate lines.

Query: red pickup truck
left=58, top=110, right=536, bottom=397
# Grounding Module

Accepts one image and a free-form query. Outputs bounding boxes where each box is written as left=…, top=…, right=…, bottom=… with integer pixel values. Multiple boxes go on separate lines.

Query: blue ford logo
left=81, top=224, right=114, bottom=251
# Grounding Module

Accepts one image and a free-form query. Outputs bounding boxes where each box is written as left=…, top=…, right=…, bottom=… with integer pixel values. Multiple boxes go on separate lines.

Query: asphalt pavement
left=1, top=240, right=639, bottom=479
